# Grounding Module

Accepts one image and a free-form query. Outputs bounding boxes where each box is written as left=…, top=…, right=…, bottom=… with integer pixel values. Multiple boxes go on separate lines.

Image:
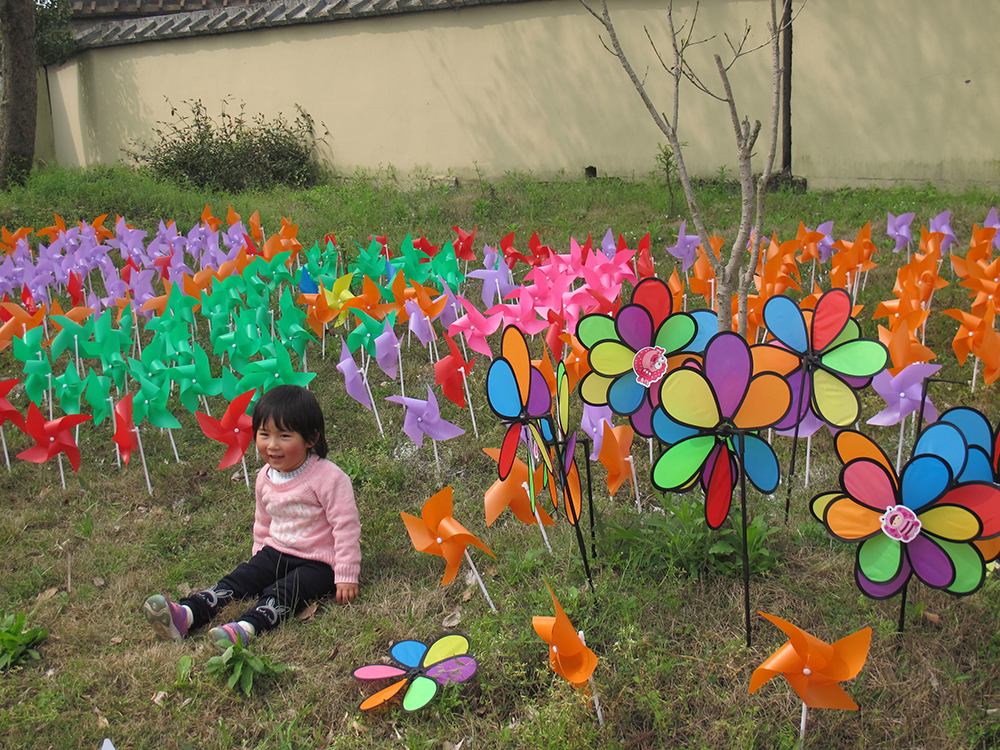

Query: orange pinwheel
left=878, top=324, right=936, bottom=375
left=0, top=226, right=33, bottom=255
left=873, top=290, right=927, bottom=336
left=944, top=303, right=994, bottom=366
left=667, top=269, right=685, bottom=313
left=597, top=422, right=635, bottom=497
left=688, top=237, right=722, bottom=308
left=340, top=276, right=396, bottom=322
left=200, top=205, right=223, bottom=232
left=749, top=612, right=870, bottom=710
left=532, top=582, right=598, bottom=686
left=482, top=448, right=555, bottom=527
left=558, top=333, right=591, bottom=392
left=401, top=487, right=495, bottom=586
left=0, top=302, right=46, bottom=351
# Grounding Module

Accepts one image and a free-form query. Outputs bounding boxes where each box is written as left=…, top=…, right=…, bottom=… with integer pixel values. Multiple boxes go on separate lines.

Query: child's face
left=255, top=418, right=314, bottom=474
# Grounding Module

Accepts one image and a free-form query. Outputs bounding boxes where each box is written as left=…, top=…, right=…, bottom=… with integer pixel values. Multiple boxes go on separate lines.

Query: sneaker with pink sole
left=143, top=594, right=189, bottom=641
left=209, top=622, right=253, bottom=651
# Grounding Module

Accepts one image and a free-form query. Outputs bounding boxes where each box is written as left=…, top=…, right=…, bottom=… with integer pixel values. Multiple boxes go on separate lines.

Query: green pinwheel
left=430, top=241, right=465, bottom=292
left=92, top=309, right=130, bottom=390
left=128, top=363, right=182, bottom=429
left=82, top=368, right=113, bottom=426
left=49, top=314, right=100, bottom=363
left=348, top=309, right=395, bottom=358
left=52, top=362, right=87, bottom=415
left=236, top=342, right=316, bottom=396
left=275, top=286, right=316, bottom=360
left=396, top=234, right=431, bottom=285
left=168, top=341, right=223, bottom=414
left=352, top=237, right=389, bottom=281
left=13, top=328, right=51, bottom=406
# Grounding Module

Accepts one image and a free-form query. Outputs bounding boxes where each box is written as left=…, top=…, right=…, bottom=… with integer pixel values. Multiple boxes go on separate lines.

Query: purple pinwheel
left=930, top=210, right=957, bottom=252
left=468, top=262, right=516, bottom=308
left=601, top=228, right=618, bottom=260
left=405, top=299, right=437, bottom=347
left=336, top=338, right=372, bottom=409
left=887, top=212, right=915, bottom=254
left=868, top=363, right=941, bottom=427
left=985, top=208, right=1000, bottom=252
left=580, top=403, right=614, bottom=460
left=374, top=324, right=400, bottom=379
left=665, top=220, right=701, bottom=272
left=386, top=386, right=464, bottom=448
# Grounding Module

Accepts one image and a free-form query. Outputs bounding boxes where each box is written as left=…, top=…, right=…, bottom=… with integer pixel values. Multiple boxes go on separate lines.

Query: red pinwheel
left=18, top=402, right=90, bottom=472
left=195, top=389, right=257, bottom=469
left=434, top=333, right=476, bottom=409
left=113, top=393, right=138, bottom=465
left=0, top=378, right=25, bottom=433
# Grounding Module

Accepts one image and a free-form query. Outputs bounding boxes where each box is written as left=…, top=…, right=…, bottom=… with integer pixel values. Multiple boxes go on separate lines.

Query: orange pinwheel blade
left=360, top=677, right=408, bottom=711
left=533, top=583, right=597, bottom=685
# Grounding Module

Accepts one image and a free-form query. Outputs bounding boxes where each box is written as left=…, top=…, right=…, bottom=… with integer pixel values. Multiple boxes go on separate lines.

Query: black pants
left=180, top=546, right=336, bottom=635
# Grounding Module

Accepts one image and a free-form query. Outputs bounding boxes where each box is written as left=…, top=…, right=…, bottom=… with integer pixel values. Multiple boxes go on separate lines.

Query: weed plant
left=204, top=641, right=288, bottom=696
left=0, top=612, right=48, bottom=671
left=0, top=168, right=997, bottom=748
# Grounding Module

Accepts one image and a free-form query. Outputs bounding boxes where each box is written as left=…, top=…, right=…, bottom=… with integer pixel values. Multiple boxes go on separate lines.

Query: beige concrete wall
left=34, top=69, right=57, bottom=168
left=792, top=0, right=1000, bottom=190
left=45, top=0, right=1000, bottom=188
left=47, top=0, right=779, bottom=184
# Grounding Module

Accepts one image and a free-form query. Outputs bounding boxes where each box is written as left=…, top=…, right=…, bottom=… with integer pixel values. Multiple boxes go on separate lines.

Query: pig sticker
left=632, top=345, right=668, bottom=388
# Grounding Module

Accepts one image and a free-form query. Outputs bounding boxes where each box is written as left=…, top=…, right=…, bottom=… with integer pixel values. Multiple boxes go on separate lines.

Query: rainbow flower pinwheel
left=486, top=326, right=553, bottom=481
left=754, top=289, right=889, bottom=429
left=578, top=277, right=698, bottom=437
left=652, top=331, right=791, bottom=529
left=811, top=422, right=1000, bottom=603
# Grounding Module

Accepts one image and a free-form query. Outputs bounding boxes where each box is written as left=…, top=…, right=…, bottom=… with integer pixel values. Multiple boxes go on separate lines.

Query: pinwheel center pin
left=802, top=351, right=822, bottom=368
left=631, top=345, right=668, bottom=387
left=879, top=505, right=921, bottom=542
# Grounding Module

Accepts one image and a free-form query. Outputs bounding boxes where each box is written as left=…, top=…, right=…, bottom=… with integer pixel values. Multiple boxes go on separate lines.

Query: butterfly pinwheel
left=353, top=633, right=478, bottom=712
left=486, top=326, right=554, bottom=481
left=577, top=277, right=698, bottom=437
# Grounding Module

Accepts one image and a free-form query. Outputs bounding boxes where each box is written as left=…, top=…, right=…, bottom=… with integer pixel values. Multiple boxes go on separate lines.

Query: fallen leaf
left=462, top=589, right=473, bottom=602
left=37, top=587, right=58, bottom=602
left=95, top=708, right=109, bottom=729
left=152, top=691, right=168, bottom=707
left=327, top=645, right=340, bottom=661
left=485, top=567, right=499, bottom=578
left=297, top=602, right=319, bottom=621
left=475, top=705, right=488, bottom=716
left=93, top=577, right=106, bottom=587
left=923, top=611, right=941, bottom=625
left=442, top=608, right=462, bottom=628
left=231, top=469, right=244, bottom=483
left=176, top=582, right=192, bottom=597
left=110, top=636, right=123, bottom=645
left=350, top=720, right=365, bottom=733
left=464, top=568, right=476, bottom=586
left=180, top=698, right=193, bottom=708
left=443, top=740, right=465, bottom=750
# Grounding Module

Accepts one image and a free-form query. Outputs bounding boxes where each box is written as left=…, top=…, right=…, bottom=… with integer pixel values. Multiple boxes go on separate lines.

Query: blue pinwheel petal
left=960, top=447, right=994, bottom=483
left=740, top=433, right=780, bottom=494
left=608, top=372, right=646, bottom=415
left=486, top=358, right=522, bottom=420
left=651, top=407, right=699, bottom=445
left=900, top=454, right=952, bottom=512
left=913, top=422, right=966, bottom=479
left=684, top=309, right=718, bottom=355
left=763, top=294, right=809, bottom=353
left=391, top=640, right=428, bottom=668
left=939, top=407, right=993, bottom=454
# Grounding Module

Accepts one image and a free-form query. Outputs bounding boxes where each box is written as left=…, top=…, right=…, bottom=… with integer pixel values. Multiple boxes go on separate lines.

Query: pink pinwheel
left=666, top=220, right=701, bottom=272
left=336, top=338, right=372, bottom=409
left=195, top=389, right=256, bottom=469
left=487, top=287, right=548, bottom=336
left=930, top=210, right=957, bottom=253
left=386, top=386, right=464, bottom=447
left=887, top=212, right=915, bottom=254
left=448, top=296, right=503, bottom=358
left=18, top=402, right=90, bottom=472
left=867, top=363, right=941, bottom=427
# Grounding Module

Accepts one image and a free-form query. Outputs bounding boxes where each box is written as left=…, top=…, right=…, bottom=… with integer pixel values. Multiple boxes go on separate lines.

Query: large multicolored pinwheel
left=577, top=277, right=700, bottom=437
left=811, top=416, right=1000, bottom=630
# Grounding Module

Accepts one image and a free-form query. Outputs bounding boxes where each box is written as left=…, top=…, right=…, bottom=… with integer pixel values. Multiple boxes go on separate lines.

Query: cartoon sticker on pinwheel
left=533, top=583, right=604, bottom=725
left=485, top=326, right=554, bottom=482
left=750, top=612, right=871, bottom=747
left=401, top=487, right=497, bottom=610
left=577, top=277, right=697, bottom=437
left=652, top=331, right=791, bottom=646
left=353, top=634, right=478, bottom=712
left=811, top=419, right=1000, bottom=633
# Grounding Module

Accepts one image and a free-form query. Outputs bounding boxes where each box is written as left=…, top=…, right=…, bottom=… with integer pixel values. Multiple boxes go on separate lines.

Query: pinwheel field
left=3, top=167, right=1000, bottom=749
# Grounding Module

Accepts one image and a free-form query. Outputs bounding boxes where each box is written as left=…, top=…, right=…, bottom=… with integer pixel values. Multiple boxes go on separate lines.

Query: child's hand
left=336, top=582, right=359, bottom=604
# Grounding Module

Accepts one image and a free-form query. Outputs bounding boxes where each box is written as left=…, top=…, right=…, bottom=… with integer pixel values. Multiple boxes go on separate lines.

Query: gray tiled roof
left=76, top=0, right=535, bottom=49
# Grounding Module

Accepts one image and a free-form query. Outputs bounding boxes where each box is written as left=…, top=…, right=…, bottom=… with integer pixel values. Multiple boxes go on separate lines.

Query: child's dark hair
left=251, top=385, right=328, bottom=458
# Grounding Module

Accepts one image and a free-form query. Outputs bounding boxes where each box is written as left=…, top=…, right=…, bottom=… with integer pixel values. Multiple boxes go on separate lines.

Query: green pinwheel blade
left=654, top=314, right=696, bottom=355
left=402, top=675, right=439, bottom=712
left=820, top=340, right=888, bottom=378
left=857, top=533, right=902, bottom=584
left=577, top=315, right=617, bottom=349
left=939, top=538, right=985, bottom=595
left=83, top=369, right=113, bottom=425
left=12, top=327, right=45, bottom=364
left=652, top=434, right=715, bottom=490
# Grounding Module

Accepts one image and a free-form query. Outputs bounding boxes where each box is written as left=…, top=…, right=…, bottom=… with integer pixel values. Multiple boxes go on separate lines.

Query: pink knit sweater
left=251, top=454, right=361, bottom=584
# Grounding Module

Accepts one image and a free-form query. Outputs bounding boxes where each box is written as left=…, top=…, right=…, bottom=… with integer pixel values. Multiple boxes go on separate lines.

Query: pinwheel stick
left=241, top=455, right=250, bottom=489
left=1, top=425, right=9, bottom=472
left=550, top=432, right=594, bottom=590
left=626, top=456, right=641, bottom=512
left=133, top=426, right=153, bottom=496
left=463, top=549, right=497, bottom=612
left=578, top=630, right=604, bottom=726
left=459, top=367, right=478, bottom=439
left=804, top=435, right=812, bottom=489
left=897, top=580, right=909, bottom=635
left=522, top=480, right=553, bottom=554
left=738, top=432, right=753, bottom=648
left=797, top=703, right=808, bottom=749
left=896, top=422, right=905, bottom=473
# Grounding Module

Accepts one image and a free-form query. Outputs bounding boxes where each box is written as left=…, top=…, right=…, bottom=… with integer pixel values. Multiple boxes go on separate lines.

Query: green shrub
left=204, top=641, right=288, bottom=695
left=0, top=612, right=48, bottom=671
left=126, top=99, right=325, bottom=192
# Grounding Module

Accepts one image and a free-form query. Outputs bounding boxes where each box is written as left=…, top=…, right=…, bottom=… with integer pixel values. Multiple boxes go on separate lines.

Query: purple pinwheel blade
left=907, top=535, right=955, bottom=589
left=527, top=366, right=552, bottom=418
left=426, top=656, right=478, bottom=685
left=336, top=338, right=372, bottom=410
left=705, top=334, right=750, bottom=418
left=616, top=304, right=653, bottom=352
left=374, top=327, right=399, bottom=379
left=856, top=560, right=910, bottom=599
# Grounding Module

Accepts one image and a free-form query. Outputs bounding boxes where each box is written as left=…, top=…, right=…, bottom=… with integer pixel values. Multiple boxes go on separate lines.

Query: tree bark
left=0, top=0, right=38, bottom=189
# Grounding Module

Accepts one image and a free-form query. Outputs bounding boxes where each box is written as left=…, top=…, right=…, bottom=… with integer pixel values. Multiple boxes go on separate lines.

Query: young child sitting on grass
left=144, top=384, right=361, bottom=650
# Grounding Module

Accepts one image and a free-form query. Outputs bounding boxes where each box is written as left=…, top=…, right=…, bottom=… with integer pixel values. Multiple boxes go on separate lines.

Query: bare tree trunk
left=0, top=0, right=38, bottom=189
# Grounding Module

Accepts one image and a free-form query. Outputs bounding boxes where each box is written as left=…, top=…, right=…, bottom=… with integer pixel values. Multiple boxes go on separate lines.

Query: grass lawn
left=0, top=166, right=999, bottom=749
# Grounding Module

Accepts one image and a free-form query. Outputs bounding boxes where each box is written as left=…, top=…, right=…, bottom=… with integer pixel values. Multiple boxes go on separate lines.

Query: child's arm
left=321, top=463, right=362, bottom=594
left=251, top=470, right=272, bottom=556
